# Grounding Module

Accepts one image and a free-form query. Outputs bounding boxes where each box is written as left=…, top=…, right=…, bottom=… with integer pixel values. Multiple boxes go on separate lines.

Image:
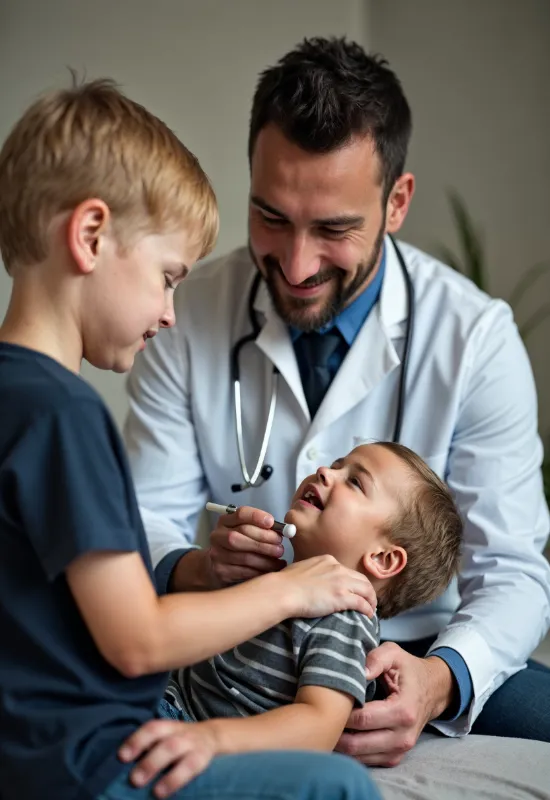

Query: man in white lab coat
left=124, top=37, right=550, bottom=764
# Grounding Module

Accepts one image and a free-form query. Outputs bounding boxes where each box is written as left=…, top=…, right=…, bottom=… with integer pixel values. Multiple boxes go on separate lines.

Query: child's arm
left=117, top=687, right=353, bottom=795
left=199, top=609, right=378, bottom=751
left=208, top=684, right=353, bottom=752
left=66, top=550, right=375, bottom=677
left=117, top=613, right=378, bottom=793
left=18, top=397, right=376, bottom=679
left=119, top=685, right=354, bottom=791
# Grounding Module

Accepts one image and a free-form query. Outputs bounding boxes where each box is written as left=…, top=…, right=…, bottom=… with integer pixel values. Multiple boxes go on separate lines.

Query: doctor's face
left=248, top=125, right=409, bottom=331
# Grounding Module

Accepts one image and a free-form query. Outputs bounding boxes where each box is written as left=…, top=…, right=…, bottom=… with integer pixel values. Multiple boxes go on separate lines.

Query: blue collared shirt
left=289, top=247, right=473, bottom=721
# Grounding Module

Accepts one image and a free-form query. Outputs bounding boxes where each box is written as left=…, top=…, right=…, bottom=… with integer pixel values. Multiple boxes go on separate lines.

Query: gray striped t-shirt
left=166, top=610, right=379, bottom=721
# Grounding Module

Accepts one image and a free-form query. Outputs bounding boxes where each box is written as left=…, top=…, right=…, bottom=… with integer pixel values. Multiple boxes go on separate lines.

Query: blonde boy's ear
left=362, top=545, right=407, bottom=581
left=67, top=198, right=111, bottom=275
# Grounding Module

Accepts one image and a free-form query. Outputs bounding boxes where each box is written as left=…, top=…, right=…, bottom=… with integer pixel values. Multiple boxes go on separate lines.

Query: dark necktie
left=297, top=330, right=344, bottom=419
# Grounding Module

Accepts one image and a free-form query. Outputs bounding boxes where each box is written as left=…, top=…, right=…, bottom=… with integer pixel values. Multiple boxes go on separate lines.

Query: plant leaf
left=509, top=262, right=550, bottom=312
left=447, top=190, right=488, bottom=292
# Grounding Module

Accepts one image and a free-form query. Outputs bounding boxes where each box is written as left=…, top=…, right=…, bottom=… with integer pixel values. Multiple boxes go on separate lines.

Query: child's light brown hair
left=376, top=442, right=463, bottom=619
left=0, top=76, right=218, bottom=273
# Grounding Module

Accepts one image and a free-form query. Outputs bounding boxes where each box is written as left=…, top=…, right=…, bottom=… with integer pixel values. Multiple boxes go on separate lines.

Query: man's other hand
left=335, top=642, right=454, bottom=766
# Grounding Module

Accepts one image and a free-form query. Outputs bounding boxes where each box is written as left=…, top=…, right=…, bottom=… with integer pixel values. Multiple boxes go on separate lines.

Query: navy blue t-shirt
left=0, top=344, right=167, bottom=799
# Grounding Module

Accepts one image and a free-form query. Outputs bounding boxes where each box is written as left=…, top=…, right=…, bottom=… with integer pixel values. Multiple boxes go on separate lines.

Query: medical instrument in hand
left=206, top=501, right=296, bottom=539
left=230, top=234, right=415, bottom=492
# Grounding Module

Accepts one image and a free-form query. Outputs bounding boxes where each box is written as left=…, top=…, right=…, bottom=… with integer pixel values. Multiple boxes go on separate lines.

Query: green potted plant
left=436, top=190, right=550, bottom=520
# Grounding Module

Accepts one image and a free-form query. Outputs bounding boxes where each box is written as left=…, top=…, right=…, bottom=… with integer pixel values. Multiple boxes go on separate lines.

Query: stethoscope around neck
left=230, top=235, right=415, bottom=493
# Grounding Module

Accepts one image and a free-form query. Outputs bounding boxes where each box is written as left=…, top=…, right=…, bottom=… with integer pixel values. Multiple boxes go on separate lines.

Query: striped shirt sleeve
left=293, top=611, right=380, bottom=707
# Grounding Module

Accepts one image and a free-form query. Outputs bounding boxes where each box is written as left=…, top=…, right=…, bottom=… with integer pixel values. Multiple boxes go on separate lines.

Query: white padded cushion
left=372, top=733, right=550, bottom=799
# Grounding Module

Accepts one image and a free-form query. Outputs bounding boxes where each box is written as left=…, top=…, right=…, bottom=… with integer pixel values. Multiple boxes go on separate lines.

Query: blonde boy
left=0, top=80, right=380, bottom=800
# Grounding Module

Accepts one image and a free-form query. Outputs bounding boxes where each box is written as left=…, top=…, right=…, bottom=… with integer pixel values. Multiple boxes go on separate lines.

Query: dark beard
left=249, top=220, right=386, bottom=333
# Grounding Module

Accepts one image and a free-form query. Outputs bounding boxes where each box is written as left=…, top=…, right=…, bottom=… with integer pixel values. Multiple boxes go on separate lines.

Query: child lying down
left=163, top=442, right=462, bottom=754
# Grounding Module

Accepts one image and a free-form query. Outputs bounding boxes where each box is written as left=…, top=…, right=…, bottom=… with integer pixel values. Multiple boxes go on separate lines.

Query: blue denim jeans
left=398, top=637, right=550, bottom=741
left=98, top=700, right=382, bottom=800
left=157, top=698, right=194, bottom=722
left=471, top=658, right=550, bottom=739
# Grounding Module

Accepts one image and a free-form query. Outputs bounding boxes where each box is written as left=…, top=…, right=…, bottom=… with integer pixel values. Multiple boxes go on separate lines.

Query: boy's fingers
left=349, top=595, right=376, bottom=619
left=345, top=573, right=377, bottom=616
left=130, top=736, right=194, bottom=788
left=357, top=577, right=377, bottom=611
left=355, top=570, right=377, bottom=593
left=119, top=720, right=179, bottom=761
left=153, top=751, right=212, bottom=797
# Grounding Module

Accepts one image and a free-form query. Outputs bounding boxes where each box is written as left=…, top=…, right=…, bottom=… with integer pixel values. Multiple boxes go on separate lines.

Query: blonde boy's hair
left=376, top=442, right=463, bottom=619
left=0, top=77, right=218, bottom=273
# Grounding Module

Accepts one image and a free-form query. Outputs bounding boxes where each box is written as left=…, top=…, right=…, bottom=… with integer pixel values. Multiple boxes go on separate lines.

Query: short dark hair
left=375, top=443, right=463, bottom=619
left=248, top=36, right=412, bottom=201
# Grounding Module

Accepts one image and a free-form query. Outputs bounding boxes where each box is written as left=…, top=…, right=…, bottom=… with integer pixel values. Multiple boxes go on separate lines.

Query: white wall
left=370, top=0, right=550, bottom=434
left=0, top=0, right=369, bottom=427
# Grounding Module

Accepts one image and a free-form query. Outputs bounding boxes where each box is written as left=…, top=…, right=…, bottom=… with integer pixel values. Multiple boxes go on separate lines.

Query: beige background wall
left=0, top=0, right=369, bottom=426
left=1, top=0, right=548, bottom=434
left=370, top=0, right=550, bottom=435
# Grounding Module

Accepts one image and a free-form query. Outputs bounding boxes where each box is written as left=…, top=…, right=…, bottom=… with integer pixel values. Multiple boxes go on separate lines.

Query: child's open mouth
left=299, top=485, right=325, bottom=510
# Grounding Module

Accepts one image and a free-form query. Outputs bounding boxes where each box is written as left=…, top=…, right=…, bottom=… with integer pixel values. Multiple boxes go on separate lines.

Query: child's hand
left=118, top=719, right=217, bottom=797
left=207, top=505, right=286, bottom=587
left=280, top=555, right=377, bottom=619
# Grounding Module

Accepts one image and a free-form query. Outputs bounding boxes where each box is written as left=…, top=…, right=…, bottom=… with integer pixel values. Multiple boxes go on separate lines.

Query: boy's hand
left=280, top=555, right=377, bottom=619
left=335, top=642, right=454, bottom=766
left=119, top=719, right=218, bottom=797
left=206, top=505, right=286, bottom=587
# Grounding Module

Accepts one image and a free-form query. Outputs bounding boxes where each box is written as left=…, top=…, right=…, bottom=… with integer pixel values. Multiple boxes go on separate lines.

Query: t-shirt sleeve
left=13, top=397, right=142, bottom=581
left=295, top=611, right=380, bottom=707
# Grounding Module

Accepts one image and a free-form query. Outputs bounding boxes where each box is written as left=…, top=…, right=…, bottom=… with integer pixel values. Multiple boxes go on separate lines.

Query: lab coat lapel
left=253, top=282, right=309, bottom=417
left=309, top=237, right=409, bottom=434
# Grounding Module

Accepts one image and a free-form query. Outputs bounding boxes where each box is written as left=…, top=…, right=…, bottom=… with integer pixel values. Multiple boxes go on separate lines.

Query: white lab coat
left=125, top=237, right=550, bottom=736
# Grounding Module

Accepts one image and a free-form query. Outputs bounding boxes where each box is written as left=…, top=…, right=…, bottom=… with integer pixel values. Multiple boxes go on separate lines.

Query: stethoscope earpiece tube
left=388, top=235, right=415, bottom=443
